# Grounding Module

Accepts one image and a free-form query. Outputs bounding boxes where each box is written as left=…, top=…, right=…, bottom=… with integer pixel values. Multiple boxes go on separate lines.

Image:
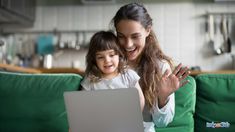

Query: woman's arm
left=158, top=63, right=190, bottom=107
left=152, top=62, right=189, bottom=127
left=152, top=93, right=175, bottom=127
left=152, top=61, right=175, bottom=127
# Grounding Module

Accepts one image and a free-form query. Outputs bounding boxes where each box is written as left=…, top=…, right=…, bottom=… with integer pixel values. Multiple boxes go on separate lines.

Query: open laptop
left=64, top=88, right=144, bottom=132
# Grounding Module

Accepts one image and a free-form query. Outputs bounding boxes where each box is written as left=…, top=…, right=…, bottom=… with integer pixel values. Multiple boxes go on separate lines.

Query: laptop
left=64, top=88, right=144, bottom=132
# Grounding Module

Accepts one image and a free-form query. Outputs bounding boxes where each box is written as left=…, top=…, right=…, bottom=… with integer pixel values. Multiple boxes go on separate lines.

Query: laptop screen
left=64, top=88, right=144, bottom=132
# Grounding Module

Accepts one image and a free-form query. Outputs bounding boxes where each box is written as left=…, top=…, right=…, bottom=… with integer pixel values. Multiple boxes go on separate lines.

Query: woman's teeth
left=126, top=47, right=136, bottom=52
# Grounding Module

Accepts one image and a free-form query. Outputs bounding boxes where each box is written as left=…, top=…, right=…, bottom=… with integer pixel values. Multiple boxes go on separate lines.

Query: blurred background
left=0, top=0, right=235, bottom=72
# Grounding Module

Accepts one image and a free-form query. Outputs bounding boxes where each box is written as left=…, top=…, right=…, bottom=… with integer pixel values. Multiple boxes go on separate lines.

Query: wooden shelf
left=2, top=63, right=234, bottom=77
left=190, top=70, right=235, bottom=76
left=0, top=63, right=42, bottom=73
left=0, top=63, right=85, bottom=76
left=37, top=67, right=85, bottom=76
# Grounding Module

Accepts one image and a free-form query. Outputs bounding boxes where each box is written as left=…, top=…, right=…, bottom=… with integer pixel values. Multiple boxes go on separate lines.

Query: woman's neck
left=128, top=57, right=141, bottom=70
left=128, top=61, right=138, bottom=69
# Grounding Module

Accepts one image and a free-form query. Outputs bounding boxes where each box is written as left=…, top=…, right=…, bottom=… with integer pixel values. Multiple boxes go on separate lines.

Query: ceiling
left=36, top=0, right=213, bottom=6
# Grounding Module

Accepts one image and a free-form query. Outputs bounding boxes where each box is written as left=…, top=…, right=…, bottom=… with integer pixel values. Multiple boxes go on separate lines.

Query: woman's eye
left=132, top=35, right=141, bottom=39
left=117, top=36, right=125, bottom=40
left=118, top=38, right=124, bottom=42
left=117, top=34, right=123, bottom=38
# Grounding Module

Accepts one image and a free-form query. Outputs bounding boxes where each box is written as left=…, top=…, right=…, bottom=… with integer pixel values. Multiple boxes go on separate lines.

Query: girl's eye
left=96, top=56, right=104, bottom=60
left=110, top=53, right=117, bottom=57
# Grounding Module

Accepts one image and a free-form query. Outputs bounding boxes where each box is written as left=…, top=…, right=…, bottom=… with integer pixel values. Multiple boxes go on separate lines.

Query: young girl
left=80, top=30, right=145, bottom=111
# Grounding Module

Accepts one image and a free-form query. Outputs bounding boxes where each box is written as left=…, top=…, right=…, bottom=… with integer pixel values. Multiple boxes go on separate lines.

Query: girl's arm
left=135, top=82, right=145, bottom=112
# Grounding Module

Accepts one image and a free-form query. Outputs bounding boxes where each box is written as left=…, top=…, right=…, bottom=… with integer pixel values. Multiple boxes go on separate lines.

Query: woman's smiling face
left=116, top=19, right=150, bottom=63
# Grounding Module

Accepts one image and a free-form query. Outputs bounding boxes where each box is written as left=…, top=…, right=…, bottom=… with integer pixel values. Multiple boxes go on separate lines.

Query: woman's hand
left=158, top=63, right=190, bottom=108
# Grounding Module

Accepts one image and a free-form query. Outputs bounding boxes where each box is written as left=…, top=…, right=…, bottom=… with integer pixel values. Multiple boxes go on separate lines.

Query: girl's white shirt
left=81, top=69, right=140, bottom=91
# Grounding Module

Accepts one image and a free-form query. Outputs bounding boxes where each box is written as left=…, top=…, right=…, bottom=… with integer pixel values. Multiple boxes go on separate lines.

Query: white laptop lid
left=64, top=88, right=144, bottom=132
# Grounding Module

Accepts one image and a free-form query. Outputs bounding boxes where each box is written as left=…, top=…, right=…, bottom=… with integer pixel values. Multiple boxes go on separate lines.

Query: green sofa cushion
left=0, top=71, right=82, bottom=132
left=157, top=76, right=196, bottom=132
left=195, top=74, right=235, bottom=132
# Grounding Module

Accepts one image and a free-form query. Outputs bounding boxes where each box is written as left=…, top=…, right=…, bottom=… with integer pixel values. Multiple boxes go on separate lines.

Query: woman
left=111, top=2, right=190, bottom=129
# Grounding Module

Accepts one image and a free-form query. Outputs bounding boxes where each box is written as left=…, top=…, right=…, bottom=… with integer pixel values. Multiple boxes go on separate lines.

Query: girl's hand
left=158, top=63, right=190, bottom=108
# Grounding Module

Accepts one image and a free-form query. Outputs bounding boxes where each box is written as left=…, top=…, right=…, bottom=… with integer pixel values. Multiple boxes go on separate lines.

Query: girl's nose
left=104, top=56, right=111, bottom=62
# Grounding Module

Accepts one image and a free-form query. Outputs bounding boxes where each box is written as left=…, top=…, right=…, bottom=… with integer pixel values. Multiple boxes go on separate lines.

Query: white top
left=81, top=69, right=140, bottom=90
left=142, top=60, right=175, bottom=128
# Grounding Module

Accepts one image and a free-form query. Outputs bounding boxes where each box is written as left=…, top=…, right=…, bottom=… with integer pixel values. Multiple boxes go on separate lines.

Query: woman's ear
left=146, top=26, right=151, bottom=36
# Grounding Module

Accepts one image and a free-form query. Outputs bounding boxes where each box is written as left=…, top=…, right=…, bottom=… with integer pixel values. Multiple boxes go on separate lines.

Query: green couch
left=0, top=71, right=234, bottom=132
left=0, top=71, right=82, bottom=132
left=194, top=74, right=235, bottom=132
left=157, top=74, right=235, bottom=132
left=157, top=75, right=196, bottom=132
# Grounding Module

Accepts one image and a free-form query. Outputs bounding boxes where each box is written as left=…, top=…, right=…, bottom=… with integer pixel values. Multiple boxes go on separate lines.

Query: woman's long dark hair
left=111, top=3, right=173, bottom=110
left=85, top=30, right=126, bottom=82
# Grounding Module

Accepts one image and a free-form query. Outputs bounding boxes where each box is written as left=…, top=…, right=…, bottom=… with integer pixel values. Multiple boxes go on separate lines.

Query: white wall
left=9, top=2, right=235, bottom=70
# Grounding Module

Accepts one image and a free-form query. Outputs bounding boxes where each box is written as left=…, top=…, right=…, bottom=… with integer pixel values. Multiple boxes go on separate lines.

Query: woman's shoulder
left=158, top=59, right=168, bottom=65
left=158, top=59, right=171, bottom=73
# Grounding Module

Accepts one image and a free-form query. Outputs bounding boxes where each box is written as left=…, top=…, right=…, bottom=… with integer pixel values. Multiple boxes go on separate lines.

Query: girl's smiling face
left=95, top=49, right=119, bottom=79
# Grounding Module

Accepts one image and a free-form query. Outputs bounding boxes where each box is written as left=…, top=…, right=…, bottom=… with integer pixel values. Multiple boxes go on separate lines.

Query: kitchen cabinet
left=0, top=0, right=36, bottom=28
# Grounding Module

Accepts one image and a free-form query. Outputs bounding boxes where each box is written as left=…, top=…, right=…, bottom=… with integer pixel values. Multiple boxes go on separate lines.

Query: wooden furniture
left=2, top=63, right=235, bottom=77
left=38, top=67, right=85, bottom=76
left=0, top=63, right=85, bottom=76
left=190, top=70, right=235, bottom=76
left=0, top=63, right=41, bottom=73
